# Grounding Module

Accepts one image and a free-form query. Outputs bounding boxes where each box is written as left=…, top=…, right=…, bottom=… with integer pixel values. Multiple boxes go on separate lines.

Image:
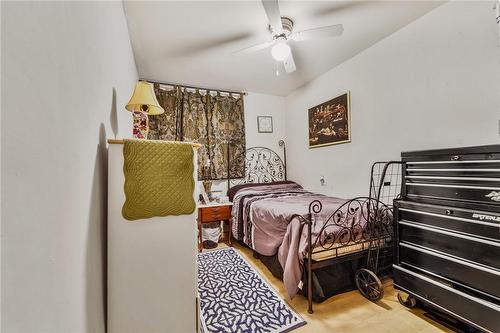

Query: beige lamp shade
left=125, top=81, right=164, bottom=115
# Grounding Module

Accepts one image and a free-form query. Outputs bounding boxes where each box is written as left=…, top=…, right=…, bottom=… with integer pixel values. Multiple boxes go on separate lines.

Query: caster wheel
left=397, top=292, right=417, bottom=308
left=355, top=268, right=384, bottom=302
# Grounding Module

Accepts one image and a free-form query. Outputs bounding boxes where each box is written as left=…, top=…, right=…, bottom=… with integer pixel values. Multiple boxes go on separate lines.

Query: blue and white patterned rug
left=197, top=248, right=306, bottom=333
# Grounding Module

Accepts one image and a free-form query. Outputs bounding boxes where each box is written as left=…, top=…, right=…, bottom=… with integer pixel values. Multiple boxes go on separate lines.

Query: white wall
left=208, top=92, right=286, bottom=193
left=285, top=1, right=500, bottom=198
left=244, top=92, right=286, bottom=154
left=1, top=2, right=137, bottom=332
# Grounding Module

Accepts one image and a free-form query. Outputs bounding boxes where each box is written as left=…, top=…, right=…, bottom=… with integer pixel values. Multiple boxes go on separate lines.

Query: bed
left=227, top=141, right=402, bottom=313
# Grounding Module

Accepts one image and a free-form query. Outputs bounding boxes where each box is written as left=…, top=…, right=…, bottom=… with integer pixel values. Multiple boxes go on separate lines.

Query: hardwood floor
left=203, top=242, right=451, bottom=333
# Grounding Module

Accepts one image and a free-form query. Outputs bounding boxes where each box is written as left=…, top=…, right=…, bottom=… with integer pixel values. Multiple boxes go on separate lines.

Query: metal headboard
left=227, top=140, right=287, bottom=189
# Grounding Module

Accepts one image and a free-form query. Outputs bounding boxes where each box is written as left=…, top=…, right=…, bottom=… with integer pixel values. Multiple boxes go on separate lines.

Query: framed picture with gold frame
left=308, top=91, right=351, bottom=148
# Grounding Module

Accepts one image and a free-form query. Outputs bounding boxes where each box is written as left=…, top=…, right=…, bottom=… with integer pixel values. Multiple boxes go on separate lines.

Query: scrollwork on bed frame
left=290, top=197, right=394, bottom=312
left=227, top=140, right=287, bottom=189
left=299, top=198, right=393, bottom=254
left=297, top=161, right=404, bottom=314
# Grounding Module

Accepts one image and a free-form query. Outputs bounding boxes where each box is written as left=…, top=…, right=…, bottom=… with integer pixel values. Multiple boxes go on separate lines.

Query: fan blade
left=313, top=2, right=368, bottom=17
left=170, top=32, right=253, bottom=57
left=283, top=51, right=296, bottom=73
left=233, top=40, right=274, bottom=55
left=292, top=24, right=344, bottom=42
left=262, top=0, right=283, bottom=33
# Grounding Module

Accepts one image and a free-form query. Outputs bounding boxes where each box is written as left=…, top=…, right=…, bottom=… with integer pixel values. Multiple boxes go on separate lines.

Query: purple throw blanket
left=230, top=183, right=372, bottom=298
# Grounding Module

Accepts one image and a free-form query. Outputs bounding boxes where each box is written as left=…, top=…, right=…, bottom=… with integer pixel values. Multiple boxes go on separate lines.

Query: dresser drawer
left=405, top=181, right=500, bottom=206
left=402, top=147, right=500, bottom=204
left=393, top=265, right=500, bottom=333
left=399, top=243, right=500, bottom=299
left=200, top=205, right=231, bottom=222
left=396, top=201, right=500, bottom=242
left=402, top=145, right=500, bottom=163
left=399, top=221, right=500, bottom=270
left=405, top=160, right=500, bottom=178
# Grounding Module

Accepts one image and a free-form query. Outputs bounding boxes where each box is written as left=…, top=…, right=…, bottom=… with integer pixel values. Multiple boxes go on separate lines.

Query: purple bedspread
left=231, top=183, right=369, bottom=298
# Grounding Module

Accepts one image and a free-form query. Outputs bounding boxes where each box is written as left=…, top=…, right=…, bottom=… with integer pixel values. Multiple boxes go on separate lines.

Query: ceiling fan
left=235, top=0, right=344, bottom=74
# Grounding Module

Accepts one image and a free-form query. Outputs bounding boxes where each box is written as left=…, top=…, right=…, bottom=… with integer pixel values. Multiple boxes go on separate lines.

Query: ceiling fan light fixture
left=271, top=41, right=291, bottom=61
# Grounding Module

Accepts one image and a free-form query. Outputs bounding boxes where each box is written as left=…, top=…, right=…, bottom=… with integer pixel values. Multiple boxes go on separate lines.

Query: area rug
left=197, top=247, right=306, bottom=333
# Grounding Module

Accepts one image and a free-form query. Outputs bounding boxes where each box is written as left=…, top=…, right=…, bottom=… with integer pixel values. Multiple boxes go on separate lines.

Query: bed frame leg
left=307, top=212, right=314, bottom=314
left=252, top=250, right=259, bottom=259
left=307, top=263, right=313, bottom=313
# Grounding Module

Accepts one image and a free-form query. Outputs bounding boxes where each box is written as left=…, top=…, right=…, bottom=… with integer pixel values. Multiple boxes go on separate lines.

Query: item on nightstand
left=200, top=191, right=210, bottom=205
left=198, top=194, right=207, bottom=205
left=218, top=196, right=229, bottom=203
left=208, top=190, right=223, bottom=202
left=125, top=80, right=164, bottom=139
left=201, top=158, right=213, bottom=193
left=202, top=180, right=212, bottom=193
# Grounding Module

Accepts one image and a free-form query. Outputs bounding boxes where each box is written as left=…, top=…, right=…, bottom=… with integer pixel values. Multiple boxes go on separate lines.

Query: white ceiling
left=124, top=1, right=442, bottom=96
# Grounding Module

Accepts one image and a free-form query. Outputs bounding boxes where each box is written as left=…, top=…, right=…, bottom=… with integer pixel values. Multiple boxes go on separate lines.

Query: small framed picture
left=199, top=194, right=207, bottom=205
left=201, top=191, right=210, bottom=205
left=199, top=187, right=210, bottom=205
left=257, top=116, right=273, bottom=133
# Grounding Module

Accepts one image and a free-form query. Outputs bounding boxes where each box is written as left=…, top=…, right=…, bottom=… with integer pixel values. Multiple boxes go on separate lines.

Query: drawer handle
left=451, top=155, right=460, bottom=161
left=445, top=209, right=454, bottom=215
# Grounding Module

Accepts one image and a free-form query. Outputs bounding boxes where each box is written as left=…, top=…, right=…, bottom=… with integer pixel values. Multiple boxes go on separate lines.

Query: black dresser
left=393, top=145, right=500, bottom=333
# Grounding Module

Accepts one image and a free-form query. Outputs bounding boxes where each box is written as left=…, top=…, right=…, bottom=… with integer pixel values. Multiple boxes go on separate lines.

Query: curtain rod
left=141, top=78, right=248, bottom=96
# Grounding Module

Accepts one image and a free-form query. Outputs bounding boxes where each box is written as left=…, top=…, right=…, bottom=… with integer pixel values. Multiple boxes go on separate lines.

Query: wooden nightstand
left=197, top=202, right=233, bottom=252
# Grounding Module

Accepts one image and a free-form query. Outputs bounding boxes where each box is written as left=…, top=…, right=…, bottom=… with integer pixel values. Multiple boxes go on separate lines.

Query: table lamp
left=125, top=81, right=164, bottom=139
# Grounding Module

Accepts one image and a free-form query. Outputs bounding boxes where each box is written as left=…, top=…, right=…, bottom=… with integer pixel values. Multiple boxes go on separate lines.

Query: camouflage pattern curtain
left=148, top=84, right=246, bottom=180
